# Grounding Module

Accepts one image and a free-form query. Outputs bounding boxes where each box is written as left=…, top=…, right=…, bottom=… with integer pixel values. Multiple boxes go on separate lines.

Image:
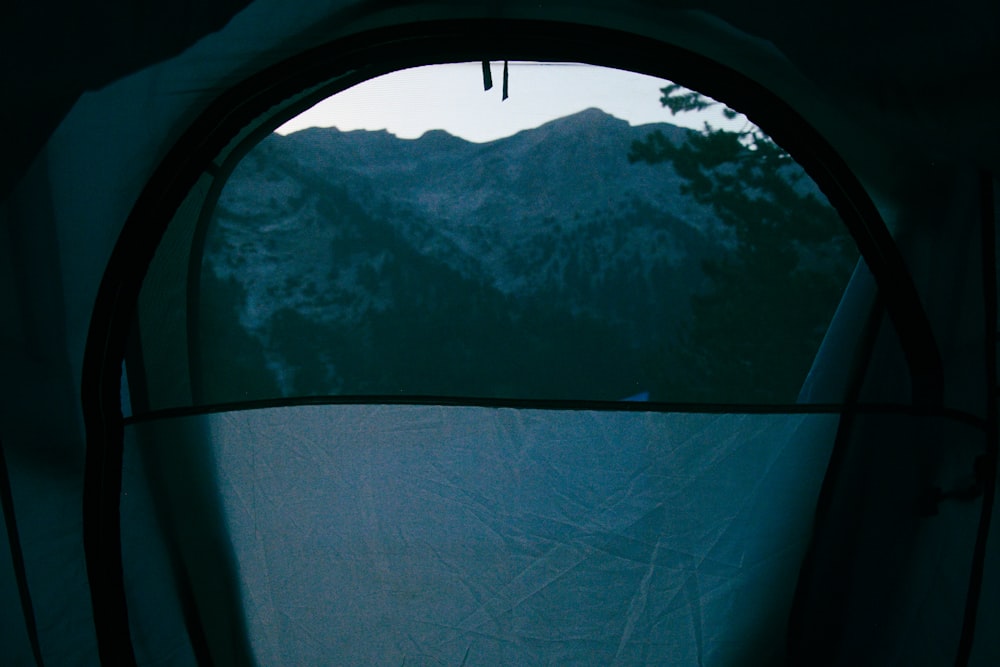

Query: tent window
left=133, top=62, right=859, bottom=412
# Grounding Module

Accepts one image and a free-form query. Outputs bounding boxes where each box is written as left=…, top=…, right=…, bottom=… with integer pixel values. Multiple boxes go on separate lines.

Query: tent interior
left=2, top=2, right=998, bottom=665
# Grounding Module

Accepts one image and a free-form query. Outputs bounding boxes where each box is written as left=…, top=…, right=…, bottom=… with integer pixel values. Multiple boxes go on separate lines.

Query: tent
left=1, top=1, right=998, bottom=665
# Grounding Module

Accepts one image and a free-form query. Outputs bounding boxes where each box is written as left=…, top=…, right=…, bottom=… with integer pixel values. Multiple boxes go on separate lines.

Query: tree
left=629, top=85, right=856, bottom=403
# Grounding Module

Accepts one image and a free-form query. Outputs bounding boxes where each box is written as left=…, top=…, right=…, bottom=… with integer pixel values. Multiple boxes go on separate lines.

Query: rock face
left=195, top=108, right=850, bottom=403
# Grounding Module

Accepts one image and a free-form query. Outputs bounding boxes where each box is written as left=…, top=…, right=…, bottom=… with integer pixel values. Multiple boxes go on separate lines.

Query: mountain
left=196, top=108, right=851, bottom=403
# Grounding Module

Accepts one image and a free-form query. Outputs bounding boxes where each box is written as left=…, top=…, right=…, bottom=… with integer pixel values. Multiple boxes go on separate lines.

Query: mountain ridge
left=197, top=107, right=851, bottom=402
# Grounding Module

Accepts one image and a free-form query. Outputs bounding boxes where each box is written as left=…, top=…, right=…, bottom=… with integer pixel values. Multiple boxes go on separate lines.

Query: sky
left=275, top=62, right=751, bottom=142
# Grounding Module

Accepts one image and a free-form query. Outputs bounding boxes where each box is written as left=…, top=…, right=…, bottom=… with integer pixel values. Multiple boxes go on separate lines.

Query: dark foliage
left=629, top=86, right=857, bottom=402
left=198, top=270, right=282, bottom=403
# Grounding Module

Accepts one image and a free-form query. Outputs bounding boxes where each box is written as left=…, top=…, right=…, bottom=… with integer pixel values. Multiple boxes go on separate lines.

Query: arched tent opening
left=1, top=5, right=997, bottom=667
left=71, top=19, right=994, bottom=666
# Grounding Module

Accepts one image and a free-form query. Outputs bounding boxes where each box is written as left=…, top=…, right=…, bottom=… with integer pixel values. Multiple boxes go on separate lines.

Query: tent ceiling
left=4, top=1, right=999, bottom=200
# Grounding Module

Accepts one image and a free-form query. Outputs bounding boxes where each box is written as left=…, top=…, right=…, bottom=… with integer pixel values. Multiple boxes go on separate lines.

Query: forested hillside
left=197, top=108, right=856, bottom=404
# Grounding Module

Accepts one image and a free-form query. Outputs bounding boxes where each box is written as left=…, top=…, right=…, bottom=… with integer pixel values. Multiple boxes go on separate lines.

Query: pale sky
left=275, top=62, right=751, bottom=142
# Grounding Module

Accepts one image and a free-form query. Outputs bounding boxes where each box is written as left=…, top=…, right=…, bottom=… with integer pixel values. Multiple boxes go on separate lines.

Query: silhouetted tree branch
left=630, top=85, right=856, bottom=402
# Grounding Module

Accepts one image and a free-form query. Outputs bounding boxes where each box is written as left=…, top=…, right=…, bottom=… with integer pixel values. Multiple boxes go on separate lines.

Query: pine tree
left=629, top=85, right=856, bottom=402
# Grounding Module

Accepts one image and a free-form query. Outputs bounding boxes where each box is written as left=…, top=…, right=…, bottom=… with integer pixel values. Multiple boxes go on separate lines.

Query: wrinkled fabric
left=130, top=407, right=838, bottom=665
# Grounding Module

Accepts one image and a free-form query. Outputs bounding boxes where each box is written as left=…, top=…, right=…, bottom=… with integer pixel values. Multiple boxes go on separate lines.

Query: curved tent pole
left=81, top=19, right=943, bottom=664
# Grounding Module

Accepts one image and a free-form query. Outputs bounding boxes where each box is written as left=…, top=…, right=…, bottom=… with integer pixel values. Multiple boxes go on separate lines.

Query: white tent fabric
left=1, top=1, right=998, bottom=665
left=127, top=407, right=839, bottom=665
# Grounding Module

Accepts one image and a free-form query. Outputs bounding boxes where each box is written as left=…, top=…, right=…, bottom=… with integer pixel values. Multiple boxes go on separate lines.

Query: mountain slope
left=196, top=108, right=852, bottom=402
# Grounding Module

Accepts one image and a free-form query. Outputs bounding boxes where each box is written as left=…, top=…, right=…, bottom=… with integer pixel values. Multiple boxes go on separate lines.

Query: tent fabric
left=126, top=406, right=842, bottom=666
left=791, top=411, right=986, bottom=664
left=0, top=1, right=997, bottom=666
